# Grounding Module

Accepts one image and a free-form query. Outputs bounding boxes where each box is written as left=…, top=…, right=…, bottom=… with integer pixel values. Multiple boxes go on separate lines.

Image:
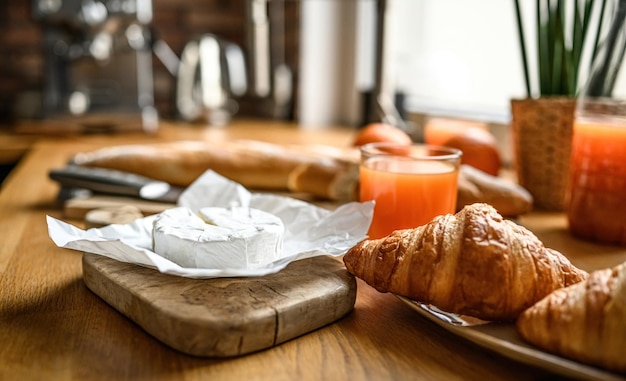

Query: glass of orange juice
left=566, top=114, right=626, bottom=245
left=359, top=143, right=462, bottom=239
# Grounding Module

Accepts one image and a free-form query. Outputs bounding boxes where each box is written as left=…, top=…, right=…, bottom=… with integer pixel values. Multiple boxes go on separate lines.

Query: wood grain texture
left=2, top=121, right=625, bottom=380
left=82, top=254, right=356, bottom=357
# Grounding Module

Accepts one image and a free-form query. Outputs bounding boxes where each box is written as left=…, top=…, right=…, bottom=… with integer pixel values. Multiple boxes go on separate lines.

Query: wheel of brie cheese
left=152, top=206, right=284, bottom=269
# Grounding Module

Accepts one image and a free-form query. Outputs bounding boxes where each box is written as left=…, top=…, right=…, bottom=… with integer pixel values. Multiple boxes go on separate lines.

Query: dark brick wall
left=0, top=0, right=300, bottom=127
left=0, top=2, right=43, bottom=125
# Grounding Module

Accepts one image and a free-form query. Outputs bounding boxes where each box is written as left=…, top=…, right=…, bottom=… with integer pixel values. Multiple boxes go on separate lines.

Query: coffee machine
left=33, top=0, right=157, bottom=132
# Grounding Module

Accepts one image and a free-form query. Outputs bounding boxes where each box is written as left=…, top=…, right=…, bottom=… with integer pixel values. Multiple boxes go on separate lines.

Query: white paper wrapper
left=47, top=170, right=374, bottom=278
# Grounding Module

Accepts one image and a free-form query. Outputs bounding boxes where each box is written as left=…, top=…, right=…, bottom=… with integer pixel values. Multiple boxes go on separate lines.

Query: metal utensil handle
left=48, top=165, right=167, bottom=199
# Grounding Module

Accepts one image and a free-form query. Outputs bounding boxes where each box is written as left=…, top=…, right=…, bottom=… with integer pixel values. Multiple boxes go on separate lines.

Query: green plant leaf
left=550, top=0, right=565, bottom=94
left=591, top=0, right=609, bottom=70
left=514, top=0, right=616, bottom=97
left=514, top=0, right=532, bottom=97
left=538, top=0, right=551, bottom=94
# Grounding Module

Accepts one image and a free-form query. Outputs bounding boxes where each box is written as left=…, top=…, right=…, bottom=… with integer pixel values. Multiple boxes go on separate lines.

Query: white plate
left=397, top=296, right=625, bottom=381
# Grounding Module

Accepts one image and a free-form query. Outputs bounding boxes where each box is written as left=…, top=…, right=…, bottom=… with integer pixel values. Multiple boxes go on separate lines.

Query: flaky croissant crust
left=517, top=262, right=626, bottom=374
left=343, top=203, right=587, bottom=321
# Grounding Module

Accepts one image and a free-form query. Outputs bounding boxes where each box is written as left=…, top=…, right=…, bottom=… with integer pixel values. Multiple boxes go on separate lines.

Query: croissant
left=516, top=262, right=626, bottom=374
left=343, top=203, right=588, bottom=321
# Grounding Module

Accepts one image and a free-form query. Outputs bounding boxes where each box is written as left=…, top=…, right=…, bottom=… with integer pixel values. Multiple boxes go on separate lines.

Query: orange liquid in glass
left=360, top=158, right=458, bottom=239
left=567, top=117, right=626, bottom=244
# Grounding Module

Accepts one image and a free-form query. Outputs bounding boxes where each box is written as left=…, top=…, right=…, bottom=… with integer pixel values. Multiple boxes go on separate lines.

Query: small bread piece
left=84, top=205, right=144, bottom=228
left=517, top=262, right=626, bottom=374
left=288, top=161, right=359, bottom=201
left=457, top=164, right=533, bottom=217
left=343, top=203, right=587, bottom=321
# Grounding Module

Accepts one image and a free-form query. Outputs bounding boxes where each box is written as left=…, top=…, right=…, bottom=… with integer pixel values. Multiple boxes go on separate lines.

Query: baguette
left=71, top=140, right=533, bottom=211
left=71, top=140, right=359, bottom=201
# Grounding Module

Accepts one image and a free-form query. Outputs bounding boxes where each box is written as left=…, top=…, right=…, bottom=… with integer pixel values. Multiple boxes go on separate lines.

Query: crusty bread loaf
left=71, top=140, right=533, bottom=211
left=457, top=164, right=533, bottom=217
left=288, top=161, right=359, bottom=201
left=71, top=140, right=359, bottom=201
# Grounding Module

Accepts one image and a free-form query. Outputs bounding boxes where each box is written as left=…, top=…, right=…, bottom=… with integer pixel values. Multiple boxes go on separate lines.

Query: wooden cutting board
left=64, top=195, right=174, bottom=219
left=82, top=253, right=357, bottom=357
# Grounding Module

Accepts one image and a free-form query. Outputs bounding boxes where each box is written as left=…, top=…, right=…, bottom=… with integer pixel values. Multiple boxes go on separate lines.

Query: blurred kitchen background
left=0, top=0, right=542, bottom=157
left=1, top=0, right=304, bottom=131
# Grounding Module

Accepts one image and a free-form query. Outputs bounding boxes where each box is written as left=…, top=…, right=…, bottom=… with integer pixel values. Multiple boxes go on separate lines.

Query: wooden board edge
left=82, top=253, right=357, bottom=357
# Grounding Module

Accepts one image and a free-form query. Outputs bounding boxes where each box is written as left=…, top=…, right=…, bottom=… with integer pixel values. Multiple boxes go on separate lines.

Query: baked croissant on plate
left=517, top=262, right=626, bottom=374
left=343, top=203, right=588, bottom=321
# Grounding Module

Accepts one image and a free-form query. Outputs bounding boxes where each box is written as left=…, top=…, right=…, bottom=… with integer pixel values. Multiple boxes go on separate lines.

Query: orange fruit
left=424, top=117, right=489, bottom=146
left=352, top=123, right=412, bottom=147
left=442, top=128, right=502, bottom=176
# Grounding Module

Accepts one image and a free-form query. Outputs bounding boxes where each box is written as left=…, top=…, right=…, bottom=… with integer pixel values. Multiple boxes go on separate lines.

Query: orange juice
left=360, top=144, right=460, bottom=239
left=566, top=117, right=626, bottom=245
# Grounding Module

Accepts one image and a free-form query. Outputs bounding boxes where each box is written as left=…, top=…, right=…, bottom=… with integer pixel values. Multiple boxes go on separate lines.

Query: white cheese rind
left=152, top=206, right=284, bottom=269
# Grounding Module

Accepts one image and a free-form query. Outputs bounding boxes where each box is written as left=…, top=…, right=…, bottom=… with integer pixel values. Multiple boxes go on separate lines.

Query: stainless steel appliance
left=33, top=0, right=158, bottom=132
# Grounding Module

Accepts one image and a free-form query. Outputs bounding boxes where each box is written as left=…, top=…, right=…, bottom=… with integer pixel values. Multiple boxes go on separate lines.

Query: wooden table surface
left=1, top=120, right=625, bottom=380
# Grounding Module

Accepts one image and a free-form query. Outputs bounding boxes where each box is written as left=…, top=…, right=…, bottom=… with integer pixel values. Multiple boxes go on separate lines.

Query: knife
left=49, top=165, right=183, bottom=203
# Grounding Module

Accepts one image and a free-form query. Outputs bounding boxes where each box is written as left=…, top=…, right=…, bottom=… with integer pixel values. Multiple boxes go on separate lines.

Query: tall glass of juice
left=566, top=114, right=626, bottom=245
left=359, top=143, right=462, bottom=239
left=566, top=6, right=626, bottom=245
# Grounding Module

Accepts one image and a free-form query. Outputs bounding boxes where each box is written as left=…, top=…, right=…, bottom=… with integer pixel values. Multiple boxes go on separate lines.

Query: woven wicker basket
left=510, top=97, right=575, bottom=211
